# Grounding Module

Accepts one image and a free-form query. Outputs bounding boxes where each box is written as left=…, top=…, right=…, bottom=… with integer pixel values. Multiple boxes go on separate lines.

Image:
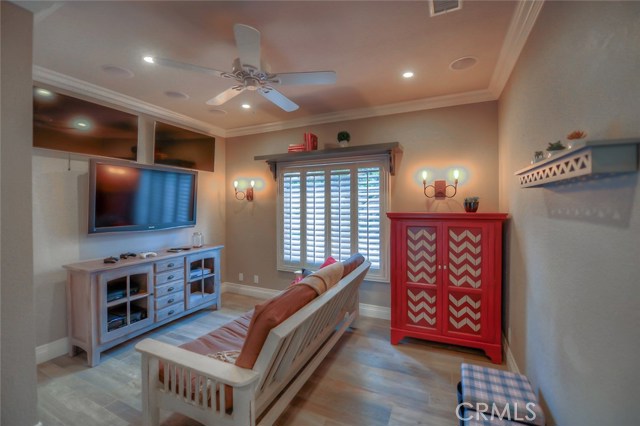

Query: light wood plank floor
left=37, top=293, right=505, bottom=426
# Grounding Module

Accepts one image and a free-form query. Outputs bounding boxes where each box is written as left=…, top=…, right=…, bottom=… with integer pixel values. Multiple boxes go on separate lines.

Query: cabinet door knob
left=167, top=298, right=174, bottom=304
left=168, top=310, right=175, bottom=315
left=438, top=264, right=441, bottom=269
left=168, top=275, right=174, bottom=280
left=167, top=287, right=174, bottom=292
left=444, top=265, right=448, bottom=270
left=167, top=263, right=174, bottom=268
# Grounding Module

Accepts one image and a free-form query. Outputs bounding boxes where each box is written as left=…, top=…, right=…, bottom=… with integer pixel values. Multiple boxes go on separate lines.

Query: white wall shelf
left=515, top=138, right=640, bottom=188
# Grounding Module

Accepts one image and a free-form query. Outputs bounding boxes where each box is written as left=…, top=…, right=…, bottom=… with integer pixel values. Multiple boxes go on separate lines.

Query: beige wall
left=226, top=102, right=499, bottom=306
left=1, top=2, right=39, bottom=424
left=498, top=2, right=640, bottom=424
left=32, top=119, right=226, bottom=347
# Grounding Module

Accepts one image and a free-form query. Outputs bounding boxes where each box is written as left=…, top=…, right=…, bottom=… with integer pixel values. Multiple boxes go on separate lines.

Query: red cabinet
left=387, top=213, right=508, bottom=363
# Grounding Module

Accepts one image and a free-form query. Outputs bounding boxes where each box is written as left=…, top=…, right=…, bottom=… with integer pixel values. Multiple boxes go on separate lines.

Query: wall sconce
left=234, top=180, right=254, bottom=201
left=422, top=169, right=459, bottom=199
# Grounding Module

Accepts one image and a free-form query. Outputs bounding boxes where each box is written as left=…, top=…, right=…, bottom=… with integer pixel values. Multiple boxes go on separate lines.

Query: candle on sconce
left=453, top=169, right=460, bottom=184
left=422, top=170, right=427, bottom=185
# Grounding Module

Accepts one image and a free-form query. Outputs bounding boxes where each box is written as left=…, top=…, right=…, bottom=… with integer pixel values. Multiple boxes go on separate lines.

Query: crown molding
left=32, top=66, right=226, bottom=137
left=488, top=0, right=545, bottom=98
left=225, top=89, right=496, bottom=137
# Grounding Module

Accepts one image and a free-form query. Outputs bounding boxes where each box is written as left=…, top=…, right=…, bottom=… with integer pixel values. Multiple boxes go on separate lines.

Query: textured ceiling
left=25, top=1, right=521, bottom=134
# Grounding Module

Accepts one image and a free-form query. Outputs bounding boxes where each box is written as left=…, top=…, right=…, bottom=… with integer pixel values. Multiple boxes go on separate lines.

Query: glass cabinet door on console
left=186, top=251, right=220, bottom=309
left=98, top=264, right=154, bottom=344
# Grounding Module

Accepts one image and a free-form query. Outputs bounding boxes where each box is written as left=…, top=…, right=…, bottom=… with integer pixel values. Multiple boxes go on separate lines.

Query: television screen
left=89, top=160, right=197, bottom=234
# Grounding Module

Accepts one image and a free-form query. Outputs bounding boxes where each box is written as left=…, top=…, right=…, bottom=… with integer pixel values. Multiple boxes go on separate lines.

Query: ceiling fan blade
left=234, top=24, right=261, bottom=70
left=275, top=71, right=337, bottom=86
left=259, top=88, right=299, bottom=112
left=206, top=87, right=244, bottom=106
left=152, top=57, right=226, bottom=78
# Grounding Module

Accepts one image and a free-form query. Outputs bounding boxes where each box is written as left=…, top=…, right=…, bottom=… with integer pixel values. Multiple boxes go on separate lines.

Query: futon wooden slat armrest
left=135, top=339, right=260, bottom=387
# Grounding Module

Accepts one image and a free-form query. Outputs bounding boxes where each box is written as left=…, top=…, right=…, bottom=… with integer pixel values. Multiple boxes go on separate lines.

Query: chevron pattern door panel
left=448, top=227, right=483, bottom=289
left=388, top=213, right=507, bottom=364
left=406, top=287, right=437, bottom=329
left=447, top=292, right=482, bottom=336
left=406, top=226, right=437, bottom=284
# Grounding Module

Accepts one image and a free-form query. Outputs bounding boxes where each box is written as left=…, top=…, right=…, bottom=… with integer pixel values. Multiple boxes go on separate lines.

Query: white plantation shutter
left=282, top=172, right=301, bottom=264
left=278, top=157, right=388, bottom=281
left=305, top=171, right=326, bottom=264
left=357, top=167, right=382, bottom=270
left=330, top=169, right=352, bottom=261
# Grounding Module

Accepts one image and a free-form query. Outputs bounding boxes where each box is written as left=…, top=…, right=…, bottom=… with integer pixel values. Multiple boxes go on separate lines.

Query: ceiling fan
left=145, top=24, right=336, bottom=112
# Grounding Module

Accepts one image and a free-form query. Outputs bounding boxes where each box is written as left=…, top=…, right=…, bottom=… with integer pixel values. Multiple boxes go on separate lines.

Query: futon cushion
left=297, top=261, right=344, bottom=295
left=235, top=284, right=317, bottom=369
left=179, top=310, right=253, bottom=355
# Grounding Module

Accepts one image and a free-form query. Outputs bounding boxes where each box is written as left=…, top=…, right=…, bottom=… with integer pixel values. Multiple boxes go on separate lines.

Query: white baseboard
left=222, top=282, right=391, bottom=320
left=503, top=334, right=520, bottom=374
left=222, top=281, right=281, bottom=299
left=36, top=337, right=68, bottom=365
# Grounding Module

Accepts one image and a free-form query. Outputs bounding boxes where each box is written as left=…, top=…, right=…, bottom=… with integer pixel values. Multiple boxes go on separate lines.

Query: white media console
left=63, top=245, right=222, bottom=366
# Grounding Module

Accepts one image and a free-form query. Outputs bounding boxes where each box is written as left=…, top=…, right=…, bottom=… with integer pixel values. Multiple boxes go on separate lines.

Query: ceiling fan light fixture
left=449, top=56, right=477, bottom=71
left=143, top=56, right=155, bottom=64
left=402, top=71, right=414, bottom=79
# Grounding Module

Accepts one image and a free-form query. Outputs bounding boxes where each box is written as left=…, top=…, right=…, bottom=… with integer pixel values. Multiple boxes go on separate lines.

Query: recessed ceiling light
left=34, top=87, right=55, bottom=99
left=101, top=65, right=134, bottom=78
left=241, top=104, right=251, bottom=109
left=402, top=71, right=414, bottom=79
left=164, top=90, right=189, bottom=100
left=143, top=56, right=155, bottom=64
left=449, top=56, right=478, bottom=71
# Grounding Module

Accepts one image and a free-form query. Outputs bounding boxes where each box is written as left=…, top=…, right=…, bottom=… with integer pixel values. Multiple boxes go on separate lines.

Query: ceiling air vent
left=429, top=0, right=462, bottom=17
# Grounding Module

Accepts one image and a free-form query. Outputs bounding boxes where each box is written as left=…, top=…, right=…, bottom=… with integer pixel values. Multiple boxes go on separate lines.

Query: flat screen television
left=89, top=159, right=197, bottom=234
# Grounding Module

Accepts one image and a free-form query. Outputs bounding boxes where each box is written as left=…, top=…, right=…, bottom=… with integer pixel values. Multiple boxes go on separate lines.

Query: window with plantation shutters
left=278, top=157, right=388, bottom=281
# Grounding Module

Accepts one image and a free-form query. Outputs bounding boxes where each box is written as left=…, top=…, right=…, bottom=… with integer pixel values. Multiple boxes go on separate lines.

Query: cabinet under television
left=64, top=245, right=222, bottom=366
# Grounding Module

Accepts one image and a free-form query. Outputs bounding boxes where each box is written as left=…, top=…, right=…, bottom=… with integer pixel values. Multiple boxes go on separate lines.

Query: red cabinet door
left=442, top=222, right=494, bottom=342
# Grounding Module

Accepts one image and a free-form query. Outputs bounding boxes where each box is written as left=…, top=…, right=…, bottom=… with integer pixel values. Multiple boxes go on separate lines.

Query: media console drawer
left=155, top=269, right=184, bottom=286
left=155, top=291, right=184, bottom=311
left=156, top=304, right=185, bottom=322
left=155, top=258, right=183, bottom=273
left=155, top=281, right=182, bottom=298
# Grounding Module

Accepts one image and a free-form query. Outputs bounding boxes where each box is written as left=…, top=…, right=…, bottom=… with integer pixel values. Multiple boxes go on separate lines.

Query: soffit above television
left=33, top=86, right=138, bottom=160
left=154, top=121, right=215, bottom=172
